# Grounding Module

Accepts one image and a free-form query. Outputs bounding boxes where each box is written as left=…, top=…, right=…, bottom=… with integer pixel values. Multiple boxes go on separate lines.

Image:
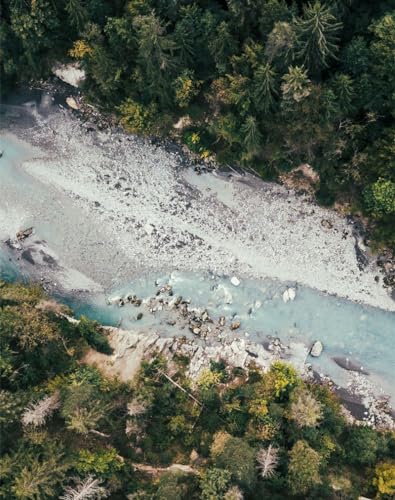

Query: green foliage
left=364, top=179, right=395, bottom=217
left=294, top=1, right=342, bottom=73
left=156, top=471, right=190, bottom=500
left=212, top=436, right=256, bottom=490
left=77, top=316, right=113, bottom=354
left=0, top=445, right=67, bottom=499
left=200, top=468, right=232, bottom=499
left=344, top=426, right=380, bottom=466
left=118, top=98, right=159, bottom=135
left=287, top=440, right=322, bottom=495
left=0, top=284, right=394, bottom=499
left=373, top=461, right=395, bottom=496
left=2, top=0, right=395, bottom=247
left=174, top=70, right=201, bottom=108
left=76, top=447, right=124, bottom=478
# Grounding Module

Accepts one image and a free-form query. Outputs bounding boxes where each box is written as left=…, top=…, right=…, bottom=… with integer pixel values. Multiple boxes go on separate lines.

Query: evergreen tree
left=241, top=115, right=263, bottom=161
left=294, top=1, right=342, bottom=73
left=253, top=63, right=277, bottom=113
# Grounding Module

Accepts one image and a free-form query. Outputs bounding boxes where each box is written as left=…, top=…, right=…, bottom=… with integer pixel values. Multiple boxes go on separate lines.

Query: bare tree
left=257, top=444, right=279, bottom=479
left=290, top=390, right=323, bottom=427
left=60, top=476, right=108, bottom=500
left=21, top=392, right=60, bottom=427
left=224, top=485, right=244, bottom=500
left=127, top=399, right=147, bottom=416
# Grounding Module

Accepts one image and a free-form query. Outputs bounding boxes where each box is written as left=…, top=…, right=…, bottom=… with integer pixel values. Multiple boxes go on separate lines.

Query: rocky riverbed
left=0, top=90, right=394, bottom=428
left=1, top=95, right=394, bottom=311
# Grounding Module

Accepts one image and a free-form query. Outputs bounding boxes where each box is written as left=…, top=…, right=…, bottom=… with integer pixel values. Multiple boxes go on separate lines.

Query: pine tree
left=281, top=65, right=311, bottom=102
left=241, top=116, right=263, bottom=161
left=253, top=63, right=277, bottom=113
left=133, top=13, right=177, bottom=105
left=9, top=450, right=67, bottom=499
left=65, top=0, right=88, bottom=32
left=294, top=1, right=342, bottom=73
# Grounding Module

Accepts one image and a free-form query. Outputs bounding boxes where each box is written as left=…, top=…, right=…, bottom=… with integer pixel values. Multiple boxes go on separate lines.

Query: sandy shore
left=1, top=104, right=394, bottom=311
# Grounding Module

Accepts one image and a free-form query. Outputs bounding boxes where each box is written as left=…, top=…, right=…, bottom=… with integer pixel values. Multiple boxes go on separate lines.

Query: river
left=0, top=92, right=394, bottom=407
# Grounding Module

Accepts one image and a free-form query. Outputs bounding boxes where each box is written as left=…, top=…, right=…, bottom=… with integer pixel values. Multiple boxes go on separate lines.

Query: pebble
left=230, top=276, right=241, bottom=287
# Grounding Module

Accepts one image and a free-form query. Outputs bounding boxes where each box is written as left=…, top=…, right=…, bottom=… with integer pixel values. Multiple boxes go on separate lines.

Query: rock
left=230, top=320, right=241, bottom=330
left=52, top=62, right=86, bottom=87
left=310, top=340, right=323, bottom=357
left=136, top=312, right=143, bottom=320
left=230, top=276, right=240, bottom=287
left=0, top=150, right=3, bottom=158
left=219, top=316, right=226, bottom=327
left=192, top=327, right=201, bottom=336
left=107, top=295, right=122, bottom=306
left=16, top=227, right=33, bottom=241
left=282, top=287, right=296, bottom=303
left=66, top=96, right=80, bottom=110
left=321, top=219, right=333, bottom=229
left=144, top=223, right=155, bottom=236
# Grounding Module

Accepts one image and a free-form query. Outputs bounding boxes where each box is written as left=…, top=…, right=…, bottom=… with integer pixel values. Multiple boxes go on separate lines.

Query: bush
left=344, top=426, right=379, bottom=466
left=77, top=316, right=113, bottom=354
left=200, top=468, right=232, bottom=499
left=212, top=436, right=256, bottom=490
left=118, top=98, right=158, bottom=135
left=287, top=440, right=321, bottom=495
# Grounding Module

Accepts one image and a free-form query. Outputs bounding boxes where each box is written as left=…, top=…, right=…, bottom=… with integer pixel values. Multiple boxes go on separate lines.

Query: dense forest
left=1, top=280, right=395, bottom=499
left=0, top=0, right=394, bottom=248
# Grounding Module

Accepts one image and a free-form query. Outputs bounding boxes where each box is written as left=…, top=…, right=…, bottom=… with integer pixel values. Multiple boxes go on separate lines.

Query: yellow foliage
left=191, top=132, right=200, bottom=144
left=373, top=461, right=395, bottom=496
left=248, top=398, right=268, bottom=418
left=210, top=431, right=231, bottom=458
left=196, top=369, right=221, bottom=389
left=69, top=40, right=93, bottom=59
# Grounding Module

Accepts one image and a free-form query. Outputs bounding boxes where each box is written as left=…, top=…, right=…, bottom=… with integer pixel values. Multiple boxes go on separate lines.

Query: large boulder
left=283, top=287, right=296, bottom=303
left=310, top=341, right=323, bottom=357
left=53, top=63, right=86, bottom=87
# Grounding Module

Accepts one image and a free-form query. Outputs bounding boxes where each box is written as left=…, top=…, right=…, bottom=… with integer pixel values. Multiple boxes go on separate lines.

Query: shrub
left=212, top=436, right=256, bottom=490
left=200, top=468, right=232, bottom=499
left=344, top=426, right=379, bottom=466
left=118, top=98, right=158, bottom=135
left=373, top=461, right=395, bottom=496
left=77, top=316, right=113, bottom=354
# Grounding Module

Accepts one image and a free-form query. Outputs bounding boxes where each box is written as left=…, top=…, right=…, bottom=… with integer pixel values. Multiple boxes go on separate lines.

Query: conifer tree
left=294, top=1, right=342, bottom=73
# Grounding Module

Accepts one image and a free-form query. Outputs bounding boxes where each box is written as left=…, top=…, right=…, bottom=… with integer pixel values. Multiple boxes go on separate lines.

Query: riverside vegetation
left=0, top=0, right=394, bottom=248
left=1, top=281, right=395, bottom=499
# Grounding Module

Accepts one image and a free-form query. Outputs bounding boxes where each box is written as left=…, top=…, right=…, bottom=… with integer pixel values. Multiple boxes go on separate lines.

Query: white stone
left=230, top=276, right=240, bottom=286
left=310, top=340, right=323, bottom=357
left=66, top=97, right=79, bottom=110
left=144, top=223, right=155, bottom=236
left=53, top=63, right=86, bottom=87
left=282, top=287, right=296, bottom=303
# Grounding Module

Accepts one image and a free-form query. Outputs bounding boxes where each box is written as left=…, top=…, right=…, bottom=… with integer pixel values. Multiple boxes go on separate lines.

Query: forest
left=1, top=280, right=395, bottom=499
left=0, top=0, right=394, bottom=248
